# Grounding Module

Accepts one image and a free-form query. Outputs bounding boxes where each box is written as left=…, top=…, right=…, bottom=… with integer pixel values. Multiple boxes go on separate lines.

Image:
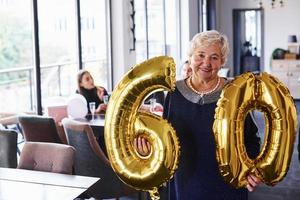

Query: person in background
left=135, top=30, right=261, bottom=199
left=181, top=60, right=193, bottom=79
left=77, top=70, right=108, bottom=114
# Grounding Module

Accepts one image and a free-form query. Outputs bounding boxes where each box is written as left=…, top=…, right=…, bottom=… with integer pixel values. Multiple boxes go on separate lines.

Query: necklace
left=187, top=76, right=221, bottom=97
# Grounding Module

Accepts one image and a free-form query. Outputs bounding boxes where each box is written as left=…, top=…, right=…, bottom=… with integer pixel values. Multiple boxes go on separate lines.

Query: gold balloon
left=104, top=56, right=180, bottom=199
left=213, top=72, right=298, bottom=188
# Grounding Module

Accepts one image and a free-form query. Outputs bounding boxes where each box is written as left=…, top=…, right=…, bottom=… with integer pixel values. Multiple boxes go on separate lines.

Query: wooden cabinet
left=271, top=60, right=300, bottom=99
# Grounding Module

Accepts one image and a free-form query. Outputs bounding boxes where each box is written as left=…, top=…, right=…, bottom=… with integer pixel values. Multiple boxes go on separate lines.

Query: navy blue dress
left=163, top=79, right=260, bottom=200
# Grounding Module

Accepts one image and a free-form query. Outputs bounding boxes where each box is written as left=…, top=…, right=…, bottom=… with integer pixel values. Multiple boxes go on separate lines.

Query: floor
left=248, top=100, right=300, bottom=200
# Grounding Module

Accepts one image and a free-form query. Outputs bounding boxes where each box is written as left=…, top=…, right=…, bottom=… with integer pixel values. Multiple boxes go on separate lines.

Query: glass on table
left=89, top=102, right=96, bottom=120
left=103, top=95, right=109, bottom=105
left=149, top=98, right=156, bottom=113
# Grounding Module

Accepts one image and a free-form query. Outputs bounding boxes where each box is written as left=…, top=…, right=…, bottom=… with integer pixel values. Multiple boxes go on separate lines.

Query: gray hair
left=188, top=30, right=229, bottom=65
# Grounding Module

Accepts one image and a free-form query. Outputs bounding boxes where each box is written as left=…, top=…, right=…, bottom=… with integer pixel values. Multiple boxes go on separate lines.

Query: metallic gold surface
left=104, top=56, right=180, bottom=199
left=213, top=72, right=298, bottom=188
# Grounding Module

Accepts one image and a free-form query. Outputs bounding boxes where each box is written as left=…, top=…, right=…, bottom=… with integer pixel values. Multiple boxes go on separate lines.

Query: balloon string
left=149, top=187, right=160, bottom=200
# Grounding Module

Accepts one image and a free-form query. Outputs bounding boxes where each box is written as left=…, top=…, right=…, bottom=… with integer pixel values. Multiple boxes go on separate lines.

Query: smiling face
left=189, top=42, right=223, bottom=82
left=80, top=72, right=95, bottom=90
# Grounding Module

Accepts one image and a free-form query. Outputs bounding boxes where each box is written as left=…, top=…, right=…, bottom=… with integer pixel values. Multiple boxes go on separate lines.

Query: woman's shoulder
left=175, top=79, right=187, bottom=91
left=165, top=79, right=185, bottom=97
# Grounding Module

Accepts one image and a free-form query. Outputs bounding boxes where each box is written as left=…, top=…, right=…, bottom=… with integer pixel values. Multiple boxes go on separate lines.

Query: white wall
left=217, top=0, right=300, bottom=74
left=111, top=0, right=136, bottom=88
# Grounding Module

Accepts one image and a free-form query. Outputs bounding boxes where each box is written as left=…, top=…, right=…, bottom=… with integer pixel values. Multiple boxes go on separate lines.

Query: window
left=135, top=0, right=180, bottom=65
left=0, top=0, right=35, bottom=113
left=245, top=10, right=261, bottom=57
left=38, top=0, right=78, bottom=108
left=165, top=0, right=179, bottom=60
left=200, top=0, right=208, bottom=31
left=0, top=0, right=111, bottom=114
left=148, top=0, right=165, bottom=58
left=81, top=0, right=111, bottom=89
left=135, top=0, right=147, bottom=62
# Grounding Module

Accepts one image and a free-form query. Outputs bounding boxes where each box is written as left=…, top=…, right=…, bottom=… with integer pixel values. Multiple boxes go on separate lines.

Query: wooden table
left=0, top=167, right=100, bottom=200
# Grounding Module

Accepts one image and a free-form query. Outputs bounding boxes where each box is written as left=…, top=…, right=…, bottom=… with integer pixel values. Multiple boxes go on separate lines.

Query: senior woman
left=135, top=30, right=261, bottom=199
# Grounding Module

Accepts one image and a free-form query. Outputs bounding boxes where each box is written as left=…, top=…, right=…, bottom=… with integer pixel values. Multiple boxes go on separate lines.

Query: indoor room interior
left=0, top=0, right=300, bottom=199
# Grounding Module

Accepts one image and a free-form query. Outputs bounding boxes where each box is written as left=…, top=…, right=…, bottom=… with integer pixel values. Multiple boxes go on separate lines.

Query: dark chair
left=0, top=130, right=17, bottom=168
left=18, top=142, right=75, bottom=174
left=18, top=115, right=65, bottom=144
left=0, top=114, right=24, bottom=155
left=62, top=118, right=139, bottom=199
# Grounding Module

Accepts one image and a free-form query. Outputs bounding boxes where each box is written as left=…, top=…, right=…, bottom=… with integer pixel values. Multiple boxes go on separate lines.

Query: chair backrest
left=46, top=105, right=68, bottom=123
left=62, top=118, right=136, bottom=199
left=0, top=130, right=17, bottom=168
left=0, top=115, right=25, bottom=155
left=18, top=115, right=63, bottom=143
left=18, top=142, right=75, bottom=174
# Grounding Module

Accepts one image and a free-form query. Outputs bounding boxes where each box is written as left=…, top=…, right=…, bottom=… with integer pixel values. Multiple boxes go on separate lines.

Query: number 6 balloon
left=104, top=56, right=180, bottom=199
left=213, top=72, right=298, bottom=188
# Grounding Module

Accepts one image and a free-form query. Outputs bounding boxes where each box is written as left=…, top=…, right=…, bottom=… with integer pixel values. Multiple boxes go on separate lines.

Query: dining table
left=0, top=167, right=100, bottom=200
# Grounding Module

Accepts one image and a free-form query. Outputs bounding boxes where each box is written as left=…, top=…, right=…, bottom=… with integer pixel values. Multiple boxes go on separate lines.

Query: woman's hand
left=139, top=103, right=163, bottom=113
left=96, top=86, right=105, bottom=100
left=96, top=103, right=107, bottom=113
left=134, top=136, right=151, bottom=157
left=246, top=174, right=262, bottom=192
left=153, top=103, right=163, bottom=112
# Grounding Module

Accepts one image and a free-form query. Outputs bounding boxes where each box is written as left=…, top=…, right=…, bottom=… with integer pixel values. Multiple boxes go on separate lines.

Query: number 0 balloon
left=104, top=56, right=180, bottom=199
left=213, top=72, right=298, bottom=188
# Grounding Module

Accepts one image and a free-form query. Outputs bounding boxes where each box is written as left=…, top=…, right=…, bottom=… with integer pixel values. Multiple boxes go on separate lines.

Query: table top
left=0, top=167, right=100, bottom=200
left=74, top=114, right=105, bottom=127
left=0, top=167, right=99, bottom=189
left=0, top=179, right=85, bottom=200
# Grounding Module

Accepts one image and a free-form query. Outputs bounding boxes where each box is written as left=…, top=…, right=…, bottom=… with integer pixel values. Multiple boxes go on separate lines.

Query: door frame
left=232, top=8, right=264, bottom=75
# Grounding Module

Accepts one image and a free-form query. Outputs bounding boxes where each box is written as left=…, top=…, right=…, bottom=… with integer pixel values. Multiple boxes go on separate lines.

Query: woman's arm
left=95, top=103, right=107, bottom=113
left=96, top=86, right=107, bottom=101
